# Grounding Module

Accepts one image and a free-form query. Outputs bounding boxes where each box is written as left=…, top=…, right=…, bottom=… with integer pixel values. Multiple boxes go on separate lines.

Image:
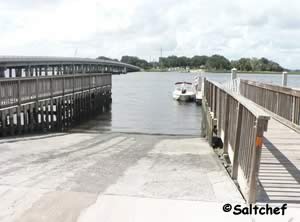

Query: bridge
left=0, top=56, right=140, bottom=137
left=0, top=56, right=140, bottom=77
left=202, top=75, right=300, bottom=204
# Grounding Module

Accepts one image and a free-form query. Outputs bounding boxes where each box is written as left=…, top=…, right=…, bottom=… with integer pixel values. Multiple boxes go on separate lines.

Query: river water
left=75, top=72, right=300, bottom=135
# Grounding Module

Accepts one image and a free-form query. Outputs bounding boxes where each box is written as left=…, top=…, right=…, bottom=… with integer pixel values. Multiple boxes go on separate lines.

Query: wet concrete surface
left=0, top=132, right=244, bottom=222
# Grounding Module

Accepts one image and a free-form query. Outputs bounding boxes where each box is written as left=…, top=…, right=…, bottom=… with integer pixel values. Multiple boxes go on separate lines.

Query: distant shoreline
left=144, top=69, right=300, bottom=75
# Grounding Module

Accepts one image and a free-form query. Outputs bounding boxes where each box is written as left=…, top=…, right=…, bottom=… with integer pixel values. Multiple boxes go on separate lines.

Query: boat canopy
left=175, top=82, right=192, bottom=85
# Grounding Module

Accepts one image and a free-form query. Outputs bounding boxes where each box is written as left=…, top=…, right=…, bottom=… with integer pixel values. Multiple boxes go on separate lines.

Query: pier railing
left=203, top=79, right=270, bottom=203
left=0, top=73, right=112, bottom=136
left=0, top=74, right=111, bottom=108
left=240, top=80, right=300, bottom=129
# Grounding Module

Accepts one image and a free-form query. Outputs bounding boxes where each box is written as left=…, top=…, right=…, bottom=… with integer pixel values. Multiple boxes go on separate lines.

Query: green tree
left=231, top=57, right=284, bottom=72
left=206, top=55, right=231, bottom=70
left=121, top=56, right=151, bottom=69
left=97, top=56, right=118, bottom=61
left=191, top=56, right=208, bottom=68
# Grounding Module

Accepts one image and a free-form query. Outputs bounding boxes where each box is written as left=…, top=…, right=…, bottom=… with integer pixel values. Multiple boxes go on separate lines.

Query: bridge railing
left=203, top=79, right=270, bottom=203
left=240, top=80, right=300, bottom=129
left=0, top=74, right=111, bottom=108
left=0, top=56, right=141, bottom=78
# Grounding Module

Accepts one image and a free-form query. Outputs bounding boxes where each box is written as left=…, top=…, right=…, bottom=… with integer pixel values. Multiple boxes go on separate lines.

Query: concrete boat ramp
left=0, top=132, right=245, bottom=222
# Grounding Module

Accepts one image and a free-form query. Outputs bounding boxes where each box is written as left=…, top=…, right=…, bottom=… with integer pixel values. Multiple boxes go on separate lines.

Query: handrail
left=203, top=78, right=270, bottom=203
left=240, top=79, right=300, bottom=127
left=210, top=80, right=269, bottom=120
left=241, top=79, right=300, bottom=97
left=0, top=73, right=111, bottom=109
left=222, top=78, right=241, bottom=94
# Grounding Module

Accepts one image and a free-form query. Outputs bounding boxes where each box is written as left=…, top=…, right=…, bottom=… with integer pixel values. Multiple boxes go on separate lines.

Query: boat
left=172, top=82, right=196, bottom=102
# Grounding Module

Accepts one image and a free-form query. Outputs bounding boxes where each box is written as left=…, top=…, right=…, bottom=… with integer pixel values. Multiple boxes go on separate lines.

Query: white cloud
left=1, top=0, right=300, bottom=68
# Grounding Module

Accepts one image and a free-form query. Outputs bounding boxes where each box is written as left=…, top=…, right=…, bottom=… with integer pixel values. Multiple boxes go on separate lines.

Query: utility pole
left=159, top=48, right=163, bottom=69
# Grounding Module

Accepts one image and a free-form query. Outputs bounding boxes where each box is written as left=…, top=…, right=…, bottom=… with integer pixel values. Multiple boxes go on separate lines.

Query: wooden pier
left=202, top=77, right=300, bottom=204
left=0, top=56, right=140, bottom=137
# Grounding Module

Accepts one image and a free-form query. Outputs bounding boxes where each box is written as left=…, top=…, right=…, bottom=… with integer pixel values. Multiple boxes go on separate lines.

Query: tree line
left=97, top=55, right=285, bottom=72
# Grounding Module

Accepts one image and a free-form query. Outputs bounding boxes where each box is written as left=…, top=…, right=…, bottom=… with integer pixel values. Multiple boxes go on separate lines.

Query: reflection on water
left=74, top=72, right=300, bottom=135
left=72, top=109, right=112, bottom=132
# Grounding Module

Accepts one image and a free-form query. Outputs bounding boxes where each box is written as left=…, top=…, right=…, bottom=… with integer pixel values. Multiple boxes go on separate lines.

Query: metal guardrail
left=203, top=78, right=270, bottom=203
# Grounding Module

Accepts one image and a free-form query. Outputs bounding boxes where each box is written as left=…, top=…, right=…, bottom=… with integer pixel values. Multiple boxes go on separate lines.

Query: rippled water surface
left=76, top=72, right=300, bottom=135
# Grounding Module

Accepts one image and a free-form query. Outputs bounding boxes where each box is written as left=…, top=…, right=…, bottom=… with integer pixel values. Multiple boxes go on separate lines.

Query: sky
left=1, top=0, right=300, bottom=69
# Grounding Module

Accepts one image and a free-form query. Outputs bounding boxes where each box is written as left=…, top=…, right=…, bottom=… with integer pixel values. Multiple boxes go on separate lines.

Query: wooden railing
left=223, top=78, right=240, bottom=94
left=203, top=79, right=270, bottom=203
left=0, top=74, right=111, bottom=108
left=240, top=80, right=300, bottom=129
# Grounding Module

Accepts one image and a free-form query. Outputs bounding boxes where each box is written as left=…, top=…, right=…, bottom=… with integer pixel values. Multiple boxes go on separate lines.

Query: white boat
left=172, top=82, right=196, bottom=102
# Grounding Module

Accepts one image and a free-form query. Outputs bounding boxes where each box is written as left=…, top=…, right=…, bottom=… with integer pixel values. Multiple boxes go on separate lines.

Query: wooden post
left=292, top=96, right=296, bottom=124
left=89, top=75, right=92, bottom=113
left=9, top=108, right=14, bottom=135
left=223, top=94, right=230, bottom=154
left=231, top=68, right=237, bottom=80
left=9, top=68, right=12, bottom=77
left=247, top=119, right=265, bottom=203
left=231, top=103, right=243, bottom=179
left=29, top=103, right=34, bottom=132
left=62, top=77, right=65, bottom=130
left=45, top=100, right=49, bottom=130
left=56, top=98, right=62, bottom=131
left=1, top=110, right=7, bottom=136
left=0, top=67, right=6, bottom=78
left=282, top=71, right=288, bottom=86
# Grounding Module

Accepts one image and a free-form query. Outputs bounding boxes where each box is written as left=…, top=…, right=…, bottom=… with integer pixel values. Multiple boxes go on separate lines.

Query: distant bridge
left=0, top=56, right=140, bottom=136
left=0, top=56, right=140, bottom=77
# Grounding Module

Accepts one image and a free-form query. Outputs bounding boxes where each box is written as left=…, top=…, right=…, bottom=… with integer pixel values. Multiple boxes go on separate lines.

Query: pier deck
left=0, top=132, right=243, bottom=222
left=258, top=118, right=300, bottom=206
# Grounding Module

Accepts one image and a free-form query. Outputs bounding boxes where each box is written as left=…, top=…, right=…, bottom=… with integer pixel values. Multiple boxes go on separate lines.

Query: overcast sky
left=1, top=0, right=300, bottom=68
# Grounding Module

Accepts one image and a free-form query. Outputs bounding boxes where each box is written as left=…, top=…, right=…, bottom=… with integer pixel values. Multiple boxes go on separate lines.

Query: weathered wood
left=240, top=79, right=300, bottom=130
left=1, top=109, right=7, bottom=136
left=248, top=119, right=266, bottom=203
left=257, top=118, right=300, bottom=204
left=223, top=94, right=229, bottom=152
left=203, top=78, right=270, bottom=203
left=231, top=103, right=243, bottom=179
left=0, top=73, right=112, bottom=137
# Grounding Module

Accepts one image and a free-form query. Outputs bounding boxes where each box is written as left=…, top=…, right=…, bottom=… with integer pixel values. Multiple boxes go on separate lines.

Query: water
left=76, top=72, right=300, bottom=135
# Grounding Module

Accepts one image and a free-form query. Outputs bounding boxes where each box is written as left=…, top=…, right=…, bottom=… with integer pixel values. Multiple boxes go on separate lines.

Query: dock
left=203, top=76, right=300, bottom=205
left=258, top=118, right=300, bottom=206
